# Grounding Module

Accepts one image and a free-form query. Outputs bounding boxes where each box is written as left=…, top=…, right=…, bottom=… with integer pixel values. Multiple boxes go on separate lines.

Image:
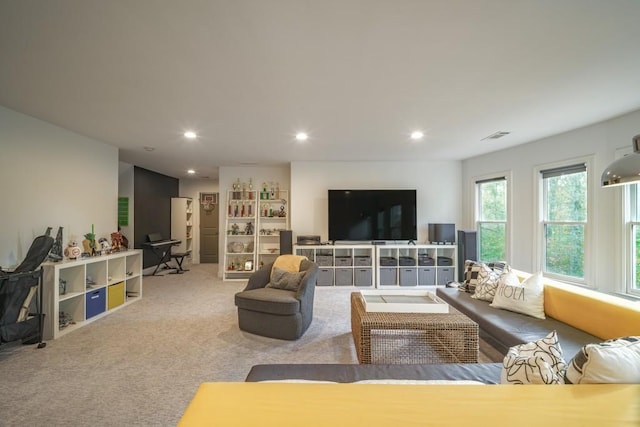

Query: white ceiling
left=1, top=1, right=640, bottom=180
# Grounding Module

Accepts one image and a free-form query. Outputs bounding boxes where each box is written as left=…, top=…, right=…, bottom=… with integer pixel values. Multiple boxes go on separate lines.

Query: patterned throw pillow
left=470, top=264, right=501, bottom=302
left=490, top=271, right=545, bottom=319
left=462, top=260, right=484, bottom=293
left=565, top=336, right=640, bottom=384
left=266, top=267, right=305, bottom=291
left=486, top=261, right=509, bottom=273
left=501, top=330, right=566, bottom=384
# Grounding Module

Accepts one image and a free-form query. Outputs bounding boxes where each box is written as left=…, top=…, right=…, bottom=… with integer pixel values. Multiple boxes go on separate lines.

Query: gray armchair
left=234, top=258, right=318, bottom=340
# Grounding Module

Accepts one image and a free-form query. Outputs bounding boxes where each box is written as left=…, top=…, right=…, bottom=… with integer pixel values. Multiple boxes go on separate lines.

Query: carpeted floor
left=0, top=264, right=501, bottom=426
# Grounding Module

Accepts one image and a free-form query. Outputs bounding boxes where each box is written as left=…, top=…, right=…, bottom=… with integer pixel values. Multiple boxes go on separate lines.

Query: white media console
left=293, top=244, right=457, bottom=289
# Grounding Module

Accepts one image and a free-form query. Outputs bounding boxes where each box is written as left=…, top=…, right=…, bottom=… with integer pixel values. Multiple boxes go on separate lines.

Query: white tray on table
left=359, top=290, right=449, bottom=313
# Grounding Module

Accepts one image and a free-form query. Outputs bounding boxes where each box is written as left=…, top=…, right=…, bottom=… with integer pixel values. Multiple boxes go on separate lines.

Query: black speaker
left=428, top=223, right=455, bottom=244
left=279, top=230, right=293, bottom=255
left=457, top=230, right=477, bottom=282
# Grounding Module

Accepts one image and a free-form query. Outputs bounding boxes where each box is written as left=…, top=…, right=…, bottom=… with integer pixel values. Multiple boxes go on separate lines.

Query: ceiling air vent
left=481, top=131, right=511, bottom=141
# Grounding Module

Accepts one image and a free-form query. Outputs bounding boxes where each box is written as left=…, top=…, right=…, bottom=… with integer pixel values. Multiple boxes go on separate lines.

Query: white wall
left=179, top=178, right=220, bottom=263
left=461, top=108, right=640, bottom=293
left=290, top=161, right=462, bottom=243
left=0, top=106, right=118, bottom=268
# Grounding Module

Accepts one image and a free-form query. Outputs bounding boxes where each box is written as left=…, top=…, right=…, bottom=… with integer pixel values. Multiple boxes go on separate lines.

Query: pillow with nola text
left=266, top=267, right=305, bottom=291
left=470, top=263, right=502, bottom=302
left=565, top=336, right=640, bottom=384
left=501, top=330, right=566, bottom=384
left=490, top=271, right=545, bottom=319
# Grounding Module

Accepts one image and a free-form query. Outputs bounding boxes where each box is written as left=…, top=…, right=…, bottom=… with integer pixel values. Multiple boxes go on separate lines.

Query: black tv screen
left=328, top=189, right=417, bottom=242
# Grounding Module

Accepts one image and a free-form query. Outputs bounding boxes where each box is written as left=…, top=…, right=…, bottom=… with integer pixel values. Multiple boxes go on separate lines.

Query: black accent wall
left=133, top=167, right=179, bottom=268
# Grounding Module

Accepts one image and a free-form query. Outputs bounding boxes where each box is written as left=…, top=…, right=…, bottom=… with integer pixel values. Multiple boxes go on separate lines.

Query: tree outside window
left=625, top=183, right=640, bottom=295
left=476, top=178, right=507, bottom=262
left=541, top=164, right=587, bottom=280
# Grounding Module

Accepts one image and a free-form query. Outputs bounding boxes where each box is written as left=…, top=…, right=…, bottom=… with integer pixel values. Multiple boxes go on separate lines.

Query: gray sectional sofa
left=245, top=270, right=639, bottom=384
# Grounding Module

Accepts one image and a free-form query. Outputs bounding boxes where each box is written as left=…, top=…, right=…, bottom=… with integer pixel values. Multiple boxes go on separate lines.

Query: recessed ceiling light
left=187, top=169, right=195, bottom=175
left=295, top=132, right=309, bottom=141
left=410, top=131, right=424, bottom=140
left=143, top=146, right=155, bottom=152
left=184, top=131, right=197, bottom=139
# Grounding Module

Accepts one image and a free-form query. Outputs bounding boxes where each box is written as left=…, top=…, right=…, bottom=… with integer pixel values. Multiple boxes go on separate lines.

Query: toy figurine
left=64, top=241, right=82, bottom=260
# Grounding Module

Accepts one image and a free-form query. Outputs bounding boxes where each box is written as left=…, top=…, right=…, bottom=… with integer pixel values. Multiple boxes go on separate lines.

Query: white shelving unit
left=171, top=197, right=193, bottom=255
left=293, top=243, right=456, bottom=289
left=42, top=249, right=143, bottom=340
left=257, top=190, right=289, bottom=269
left=376, top=244, right=456, bottom=288
left=224, top=189, right=258, bottom=280
left=293, top=244, right=376, bottom=287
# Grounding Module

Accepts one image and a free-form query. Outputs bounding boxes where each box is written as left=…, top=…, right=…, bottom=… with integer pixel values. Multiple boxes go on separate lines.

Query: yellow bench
left=179, top=382, right=640, bottom=426
left=514, top=270, right=640, bottom=340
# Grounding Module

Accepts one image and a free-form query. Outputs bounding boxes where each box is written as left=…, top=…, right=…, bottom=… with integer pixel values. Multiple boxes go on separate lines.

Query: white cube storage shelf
left=294, top=244, right=456, bottom=289
left=294, top=245, right=375, bottom=287
left=42, top=250, right=143, bottom=340
left=376, top=244, right=456, bottom=288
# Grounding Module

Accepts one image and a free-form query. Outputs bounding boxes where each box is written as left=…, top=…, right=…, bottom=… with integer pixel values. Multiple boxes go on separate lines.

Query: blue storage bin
left=86, top=288, right=106, bottom=319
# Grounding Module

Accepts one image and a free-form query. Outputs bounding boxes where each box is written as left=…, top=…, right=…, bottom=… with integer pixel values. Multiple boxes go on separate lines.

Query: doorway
left=199, top=193, right=219, bottom=263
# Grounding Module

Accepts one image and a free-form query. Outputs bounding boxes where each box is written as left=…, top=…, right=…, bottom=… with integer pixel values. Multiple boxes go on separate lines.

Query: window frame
left=535, top=157, right=593, bottom=287
left=623, top=182, right=640, bottom=298
left=474, top=172, right=511, bottom=263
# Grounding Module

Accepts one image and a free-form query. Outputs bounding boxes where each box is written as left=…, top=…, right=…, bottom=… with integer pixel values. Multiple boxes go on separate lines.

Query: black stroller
left=0, top=233, right=54, bottom=349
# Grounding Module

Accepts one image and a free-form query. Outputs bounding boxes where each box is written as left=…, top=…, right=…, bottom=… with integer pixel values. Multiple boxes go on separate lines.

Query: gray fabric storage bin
left=335, top=268, right=353, bottom=286
left=379, top=268, right=397, bottom=286
left=399, top=268, right=417, bottom=286
left=418, top=255, right=435, bottom=266
left=316, top=268, right=334, bottom=286
left=437, top=267, right=455, bottom=286
left=335, top=256, right=352, bottom=266
left=418, top=267, right=436, bottom=286
left=399, top=256, right=415, bottom=266
left=316, top=255, right=333, bottom=266
left=354, top=256, right=371, bottom=266
left=354, top=268, right=372, bottom=286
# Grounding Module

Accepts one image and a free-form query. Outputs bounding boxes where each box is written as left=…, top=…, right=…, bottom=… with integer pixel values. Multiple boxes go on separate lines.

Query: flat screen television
left=328, top=189, right=417, bottom=242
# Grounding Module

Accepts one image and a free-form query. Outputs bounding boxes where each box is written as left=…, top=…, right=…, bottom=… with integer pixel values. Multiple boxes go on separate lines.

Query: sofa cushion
left=491, top=271, right=545, bottom=319
left=565, top=336, right=640, bottom=384
left=501, top=330, right=566, bottom=384
left=235, top=288, right=300, bottom=315
left=245, top=363, right=503, bottom=384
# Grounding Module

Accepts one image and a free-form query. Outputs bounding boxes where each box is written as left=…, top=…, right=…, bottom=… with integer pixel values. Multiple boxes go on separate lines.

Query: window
left=476, top=177, right=507, bottom=262
left=540, top=163, right=587, bottom=281
left=624, top=183, right=640, bottom=296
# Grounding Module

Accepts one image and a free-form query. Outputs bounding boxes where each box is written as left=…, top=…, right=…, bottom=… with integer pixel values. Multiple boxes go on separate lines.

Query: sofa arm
left=295, top=261, right=319, bottom=300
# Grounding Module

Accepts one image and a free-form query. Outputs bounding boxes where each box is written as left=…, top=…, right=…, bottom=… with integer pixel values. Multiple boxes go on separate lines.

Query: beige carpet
left=0, top=264, right=501, bottom=426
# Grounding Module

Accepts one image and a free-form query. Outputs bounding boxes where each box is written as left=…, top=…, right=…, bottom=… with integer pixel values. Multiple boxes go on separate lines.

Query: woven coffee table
left=351, top=292, right=479, bottom=364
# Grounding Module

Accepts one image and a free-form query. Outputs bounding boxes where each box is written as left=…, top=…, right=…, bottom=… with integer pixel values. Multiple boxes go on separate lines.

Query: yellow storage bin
left=107, top=282, right=125, bottom=310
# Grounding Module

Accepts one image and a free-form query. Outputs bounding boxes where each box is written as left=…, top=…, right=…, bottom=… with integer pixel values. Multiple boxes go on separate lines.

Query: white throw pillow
left=501, top=330, right=566, bottom=384
left=490, top=271, right=545, bottom=319
left=565, top=336, right=640, bottom=384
